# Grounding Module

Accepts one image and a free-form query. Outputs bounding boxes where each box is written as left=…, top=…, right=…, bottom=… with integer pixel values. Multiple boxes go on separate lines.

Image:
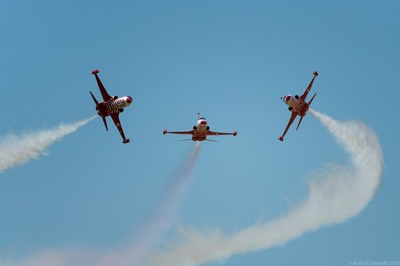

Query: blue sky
left=0, top=1, right=399, bottom=265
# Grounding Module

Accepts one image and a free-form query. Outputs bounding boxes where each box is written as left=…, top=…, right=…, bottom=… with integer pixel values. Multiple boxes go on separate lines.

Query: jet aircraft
left=90, top=69, right=132, bottom=144
left=278, top=71, right=319, bottom=141
left=163, top=113, right=237, bottom=141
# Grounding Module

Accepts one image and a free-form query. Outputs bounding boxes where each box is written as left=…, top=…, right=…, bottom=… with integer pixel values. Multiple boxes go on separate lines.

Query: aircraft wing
left=163, top=130, right=194, bottom=135
left=279, top=112, right=297, bottom=141
left=110, top=113, right=130, bottom=143
left=207, top=131, right=237, bottom=136
left=300, top=71, right=318, bottom=101
left=92, top=70, right=112, bottom=101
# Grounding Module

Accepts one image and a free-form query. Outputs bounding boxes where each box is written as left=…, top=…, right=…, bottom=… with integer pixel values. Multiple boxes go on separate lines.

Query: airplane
left=163, top=113, right=238, bottom=142
left=89, top=69, right=133, bottom=144
left=278, top=71, right=319, bottom=141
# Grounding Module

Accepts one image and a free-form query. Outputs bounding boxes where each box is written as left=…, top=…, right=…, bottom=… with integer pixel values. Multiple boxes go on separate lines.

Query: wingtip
left=123, top=139, right=131, bottom=144
left=92, top=69, right=99, bottom=75
left=163, top=129, right=168, bottom=134
left=233, top=131, right=238, bottom=136
left=313, top=71, right=318, bottom=76
left=278, top=136, right=284, bottom=141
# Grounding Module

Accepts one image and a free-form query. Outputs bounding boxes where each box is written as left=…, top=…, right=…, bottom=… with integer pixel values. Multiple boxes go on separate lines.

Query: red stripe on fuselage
left=97, top=98, right=130, bottom=117
left=286, top=97, right=308, bottom=116
left=192, top=123, right=208, bottom=141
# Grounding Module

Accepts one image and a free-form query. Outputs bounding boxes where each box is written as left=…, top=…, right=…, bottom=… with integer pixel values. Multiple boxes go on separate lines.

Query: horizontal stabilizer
left=297, top=93, right=316, bottom=131
left=102, top=116, right=108, bottom=131
left=296, top=116, right=304, bottom=130
left=308, top=93, right=317, bottom=106
left=90, top=91, right=99, bottom=105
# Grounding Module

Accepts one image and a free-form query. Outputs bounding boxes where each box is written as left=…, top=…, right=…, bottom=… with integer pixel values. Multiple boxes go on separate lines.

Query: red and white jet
left=278, top=71, right=318, bottom=141
left=163, top=114, right=237, bottom=142
left=90, top=69, right=132, bottom=144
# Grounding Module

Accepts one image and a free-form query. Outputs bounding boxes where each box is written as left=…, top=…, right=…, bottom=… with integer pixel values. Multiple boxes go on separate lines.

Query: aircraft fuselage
left=192, top=118, right=209, bottom=141
left=96, top=96, right=132, bottom=117
left=282, top=94, right=309, bottom=117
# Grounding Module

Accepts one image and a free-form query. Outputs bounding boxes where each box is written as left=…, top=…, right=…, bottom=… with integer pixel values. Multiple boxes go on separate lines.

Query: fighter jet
left=163, top=113, right=237, bottom=142
left=278, top=71, right=318, bottom=141
left=90, top=69, right=132, bottom=144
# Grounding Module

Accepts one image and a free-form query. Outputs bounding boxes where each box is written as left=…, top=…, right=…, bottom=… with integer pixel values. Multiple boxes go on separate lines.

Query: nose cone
left=200, top=120, right=207, bottom=125
left=126, top=97, right=133, bottom=104
left=283, top=95, right=291, bottom=103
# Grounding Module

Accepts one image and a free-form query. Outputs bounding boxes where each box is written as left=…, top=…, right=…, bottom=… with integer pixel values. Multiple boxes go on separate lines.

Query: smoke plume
left=147, top=110, right=383, bottom=266
left=99, top=142, right=202, bottom=266
left=0, top=116, right=96, bottom=173
left=5, top=142, right=201, bottom=266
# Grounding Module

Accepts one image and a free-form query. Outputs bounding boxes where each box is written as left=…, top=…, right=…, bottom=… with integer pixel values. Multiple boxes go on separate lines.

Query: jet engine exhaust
left=0, top=116, right=96, bottom=173
left=147, top=110, right=383, bottom=266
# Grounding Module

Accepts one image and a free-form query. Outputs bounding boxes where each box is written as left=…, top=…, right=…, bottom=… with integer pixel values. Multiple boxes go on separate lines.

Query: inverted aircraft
left=90, top=69, right=132, bottom=144
left=163, top=114, right=237, bottom=141
left=278, top=71, right=318, bottom=141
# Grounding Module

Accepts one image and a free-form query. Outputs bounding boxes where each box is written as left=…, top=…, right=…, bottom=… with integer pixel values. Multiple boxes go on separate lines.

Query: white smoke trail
left=147, top=110, right=383, bottom=266
left=110, top=141, right=202, bottom=266
left=0, top=116, right=96, bottom=173
left=2, top=141, right=201, bottom=266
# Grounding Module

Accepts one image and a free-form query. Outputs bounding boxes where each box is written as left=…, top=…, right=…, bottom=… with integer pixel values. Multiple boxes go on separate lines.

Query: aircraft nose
left=126, top=97, right=132, bottom=104
left=200, top=120, right=207, bottom=125
left=283, top=95, right=291, bottom=102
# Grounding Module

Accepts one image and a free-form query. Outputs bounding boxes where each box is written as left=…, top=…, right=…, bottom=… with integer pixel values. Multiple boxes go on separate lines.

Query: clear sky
left=0, top=1, right=399, bottom=266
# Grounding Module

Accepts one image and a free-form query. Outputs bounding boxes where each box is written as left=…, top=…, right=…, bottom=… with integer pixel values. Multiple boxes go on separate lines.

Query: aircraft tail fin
left=102, top=116, right=108, bottom=131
